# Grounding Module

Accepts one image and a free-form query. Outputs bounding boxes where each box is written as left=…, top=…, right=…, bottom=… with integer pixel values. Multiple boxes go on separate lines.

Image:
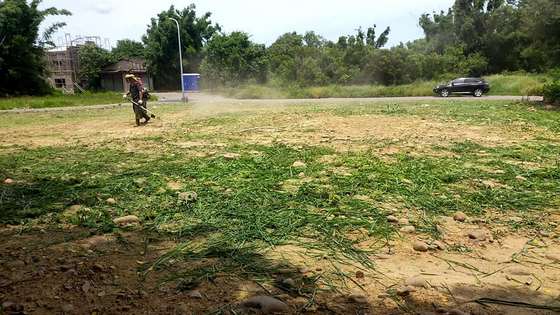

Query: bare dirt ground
left=1, top=98, right=559, bottom=315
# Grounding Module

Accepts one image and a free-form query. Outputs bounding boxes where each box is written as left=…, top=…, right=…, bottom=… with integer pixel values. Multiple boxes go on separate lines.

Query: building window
left=54, top=78, right=66, bottom=88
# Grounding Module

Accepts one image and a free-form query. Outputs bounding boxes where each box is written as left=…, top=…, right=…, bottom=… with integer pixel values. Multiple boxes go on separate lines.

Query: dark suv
left=433, top=78, right=490, bottom=97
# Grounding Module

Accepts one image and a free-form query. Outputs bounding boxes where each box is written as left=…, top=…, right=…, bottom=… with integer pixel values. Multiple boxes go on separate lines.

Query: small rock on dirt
left=395, top=286, right=416, bottom=296
left=387, top=215, right=399, bottom=223
left=413, top=241, right=429, bottom=252
left=453, top=211, right=467, bottom=222
left=187, top=290, right=203, bottom=299
left=348, top=294, right=368, bottom=304
left=62, top=304, right=74, bottom=312
left=178, top=191, right=198, bottom=203
left=546, top=253, right=560, bottom=262
left=355, top=271, right=365, bottom=279
left=507, top=266, right=532, bottom=276
left=400, top=226, right=416, bottom=234
left=3, top=178, right=14, bottom=184
left=113, top=215, right=140, bottom=226
left=106, top=198, right=117, bottom=205
left=405, top=276, right=429, bottom=288
left=281, top=278, right=296, bottom=288
left=433, top=240, right=447, bottom=250
left=468, top=230, right=487, bottom=241
left=241, top=296, right=289, bottom=314
left=398, top=218, right=410, bottom=225
left=292, top=161, right=307, bottom=168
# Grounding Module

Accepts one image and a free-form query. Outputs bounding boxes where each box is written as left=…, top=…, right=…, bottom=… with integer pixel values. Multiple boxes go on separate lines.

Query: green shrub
left=543, top=80, right=560, bottom=105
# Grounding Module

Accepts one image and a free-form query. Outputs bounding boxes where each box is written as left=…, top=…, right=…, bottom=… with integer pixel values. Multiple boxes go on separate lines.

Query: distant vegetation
left=0, top=92, right=123, bottom=110
left=218, top=74, right=549, bottom=99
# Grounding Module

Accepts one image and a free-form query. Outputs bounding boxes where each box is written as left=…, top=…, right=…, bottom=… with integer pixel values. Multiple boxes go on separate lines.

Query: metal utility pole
left=169, top=17, right=186, bottom=102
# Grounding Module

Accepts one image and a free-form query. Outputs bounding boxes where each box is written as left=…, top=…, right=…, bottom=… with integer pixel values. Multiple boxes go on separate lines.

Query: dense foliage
left=112, top=39, right=145, bottom=60
left=142, top=4, right=220, bottom=90
left=197, top=0, right=560, bottom=88
left=199, top=32, right=267, bottom=88
left=0, top=0, right=70, bottom=96
left=78, top=43, right=115, bottom=90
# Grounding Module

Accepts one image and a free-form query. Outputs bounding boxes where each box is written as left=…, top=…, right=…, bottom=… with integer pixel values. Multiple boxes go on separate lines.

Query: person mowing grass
left=124, top=74, right=151, bottom=126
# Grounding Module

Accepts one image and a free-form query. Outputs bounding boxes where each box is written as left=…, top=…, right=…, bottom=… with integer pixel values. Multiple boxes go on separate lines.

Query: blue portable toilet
left=182, top=73, right=200, bottom=92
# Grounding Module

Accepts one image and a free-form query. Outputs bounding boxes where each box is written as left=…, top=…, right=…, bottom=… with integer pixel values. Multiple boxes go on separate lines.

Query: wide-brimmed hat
left=125, top=74, right=136, bottom=80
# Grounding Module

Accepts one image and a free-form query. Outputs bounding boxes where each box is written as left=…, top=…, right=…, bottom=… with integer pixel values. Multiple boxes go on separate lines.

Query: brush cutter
left=127, top=98, right=157, bottom=119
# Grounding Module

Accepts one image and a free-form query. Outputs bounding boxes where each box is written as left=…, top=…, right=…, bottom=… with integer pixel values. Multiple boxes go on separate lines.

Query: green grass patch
left=0, top=91, right=124, bottom=110
left=2, top=140, right=559, bottom=275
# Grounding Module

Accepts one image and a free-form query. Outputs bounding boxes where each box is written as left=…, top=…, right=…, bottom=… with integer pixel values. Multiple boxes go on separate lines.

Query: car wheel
left=474, top=89, right=483, bottom=97
left=440, top=89, right=449, bottom=97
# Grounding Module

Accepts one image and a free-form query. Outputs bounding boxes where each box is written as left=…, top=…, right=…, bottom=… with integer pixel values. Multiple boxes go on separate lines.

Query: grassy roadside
left=213, top=73, right=549, bottom=99
left=0, top=92, right=124, bottom=110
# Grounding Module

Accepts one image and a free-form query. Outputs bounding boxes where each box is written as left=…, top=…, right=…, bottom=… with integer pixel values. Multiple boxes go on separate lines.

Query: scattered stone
left=400, top=226, right=416, bottom=234
left=546, top=253, right=560, bottom=262
left=387, top=215, right=399, bottom=223
left=298, top=267, right=310, bottom=274
left=292, top=161, right=307, bottom=168
left=81, top=281, right=91, bottom=293
left=468, top=230, right=488, bottom=241
left=453, top=212, right=467, bottom=222
left=355, top=271, right=365, bottom=279
left=223, top=153, right=241, bottom=160
left=298, top=172, right=306, bottom=178
left=405, top=276, right=429, bottom=288
left=178, top=191, right=198, bottom=203
left=290, top=297, right=309, bottom=307
left=395, top=286, right=416, bottom=296
left=348, top=294, right=368, bottom=304
left=62, top=304, right=74, bottom=312
left=106, top=198, right=117, bottom=205
left=281, top=278, right=296, bottom=288
left=3, top=178, right=14, bottom=185
left=113, top=215, right=140, bottom=227
left=508, top=266, right=532, bottom=276
left=187, top=290, right=203, bottom=299
left=413, top=241, right=429, bottom=252
left=241, top=296, right=289, bottom=314
left=433, top=240, right=447, bottom=250
left=398, top=218, right=410, bottom=225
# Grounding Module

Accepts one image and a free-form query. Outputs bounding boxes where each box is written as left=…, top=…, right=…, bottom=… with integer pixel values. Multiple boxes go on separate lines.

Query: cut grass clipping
left=2, top=138, right=559, bottom=286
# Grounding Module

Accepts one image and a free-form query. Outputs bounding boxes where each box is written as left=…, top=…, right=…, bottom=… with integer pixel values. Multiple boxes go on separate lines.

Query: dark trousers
left=132, top=98, right=150, bottom=122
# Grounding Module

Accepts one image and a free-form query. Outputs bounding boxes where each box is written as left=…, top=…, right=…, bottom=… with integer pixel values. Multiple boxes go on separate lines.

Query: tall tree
left=0, top=0, right=70, bottom=96
left=200, top=32, right=267, bottom=87
left=143, top=4, right=220, bottom=90
left=112, top=39, right=145, bottom=60
left=78, top=43, right=114, bottom=90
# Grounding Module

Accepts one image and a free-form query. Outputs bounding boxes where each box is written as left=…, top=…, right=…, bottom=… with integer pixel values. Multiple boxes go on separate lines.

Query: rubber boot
left=135, top=118, right=141, bottom=126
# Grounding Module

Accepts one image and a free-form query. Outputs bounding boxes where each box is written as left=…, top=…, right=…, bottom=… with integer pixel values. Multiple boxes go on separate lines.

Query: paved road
left=0, top=93, right=543, bottom=114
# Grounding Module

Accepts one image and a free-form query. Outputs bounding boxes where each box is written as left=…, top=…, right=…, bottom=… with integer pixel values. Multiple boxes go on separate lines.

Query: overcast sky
left=41, top=0, right=453, bottom=49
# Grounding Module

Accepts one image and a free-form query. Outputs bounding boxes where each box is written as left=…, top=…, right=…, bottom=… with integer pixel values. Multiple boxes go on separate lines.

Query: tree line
left=0, top=0, right=559, bottom=96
